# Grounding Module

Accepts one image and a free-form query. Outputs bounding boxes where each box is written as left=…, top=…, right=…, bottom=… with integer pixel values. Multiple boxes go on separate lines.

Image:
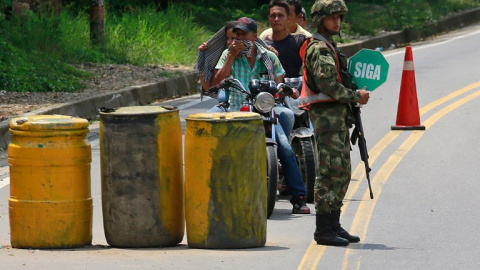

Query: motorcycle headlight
left=254, top=92, right=275, bottom=113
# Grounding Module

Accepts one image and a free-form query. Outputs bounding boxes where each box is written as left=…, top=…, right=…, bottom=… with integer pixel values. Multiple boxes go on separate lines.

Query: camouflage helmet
left=310, top=0, right=348, bottom=27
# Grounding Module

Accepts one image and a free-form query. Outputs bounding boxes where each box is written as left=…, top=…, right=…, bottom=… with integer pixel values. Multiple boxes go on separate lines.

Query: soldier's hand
left=357, top=90, right=370, bottom=104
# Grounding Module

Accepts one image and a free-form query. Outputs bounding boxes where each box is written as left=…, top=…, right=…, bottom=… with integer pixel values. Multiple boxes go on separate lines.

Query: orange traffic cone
left=391, top=46, right=425, bottom=130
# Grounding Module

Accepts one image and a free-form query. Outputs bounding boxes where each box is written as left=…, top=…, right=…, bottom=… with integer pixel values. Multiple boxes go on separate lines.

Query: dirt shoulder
left=0, top=63, right=195, bottom=122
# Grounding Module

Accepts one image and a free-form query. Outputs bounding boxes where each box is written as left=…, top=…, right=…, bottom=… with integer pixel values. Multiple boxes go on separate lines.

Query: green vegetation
left=0, top=3, right=211, bottom=92
left=345, top=0, right=480, bottom=36
left=0, top=0, right=479, bottom=93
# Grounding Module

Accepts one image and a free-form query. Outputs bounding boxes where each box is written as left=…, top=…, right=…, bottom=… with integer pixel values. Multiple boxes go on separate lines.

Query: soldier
left=300, top=0, right=370, bottom=246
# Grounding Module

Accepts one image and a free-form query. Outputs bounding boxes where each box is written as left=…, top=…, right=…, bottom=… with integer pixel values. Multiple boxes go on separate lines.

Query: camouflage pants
left=312, top=130, right=352, bottom=215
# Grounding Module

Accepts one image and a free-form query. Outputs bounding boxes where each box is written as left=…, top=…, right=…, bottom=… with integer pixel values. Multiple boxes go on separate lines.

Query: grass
left=0, top=36, right=90, bottom=92
left=105, top=5, right=207, bottom=65
left=0, top=3, right=211, bottom=93
left=0, top=0, right=479, bottom=93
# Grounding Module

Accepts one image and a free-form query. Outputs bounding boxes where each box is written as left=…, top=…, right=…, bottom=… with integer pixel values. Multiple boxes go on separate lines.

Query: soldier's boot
left=314, top=214, right=349, bottom=246
left=330, top=210, right=360, bottom=243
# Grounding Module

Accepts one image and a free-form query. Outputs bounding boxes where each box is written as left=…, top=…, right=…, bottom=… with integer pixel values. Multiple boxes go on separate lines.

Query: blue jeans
left=274, top=105, right=306, bottom=201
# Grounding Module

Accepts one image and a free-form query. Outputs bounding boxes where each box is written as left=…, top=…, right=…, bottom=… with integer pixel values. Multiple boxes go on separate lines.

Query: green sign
left=348, top=49, right=389, bottom=91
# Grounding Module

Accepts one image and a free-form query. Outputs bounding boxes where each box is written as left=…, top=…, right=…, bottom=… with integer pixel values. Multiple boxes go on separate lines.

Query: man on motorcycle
left=263, top=0, right=307, bottom=79
left=263, top=0, right=317, bottom=203
left=212, top=17, right=311, bottom=214
left=260, top=0, right=312, bottom=40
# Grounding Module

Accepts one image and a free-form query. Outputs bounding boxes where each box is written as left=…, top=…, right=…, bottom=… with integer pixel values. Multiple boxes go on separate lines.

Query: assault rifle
left=350, top=103, right=374, bottom=199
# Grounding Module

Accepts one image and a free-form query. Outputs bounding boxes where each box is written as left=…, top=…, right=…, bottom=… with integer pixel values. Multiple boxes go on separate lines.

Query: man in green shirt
left=212, top=17, right=311, bottom=214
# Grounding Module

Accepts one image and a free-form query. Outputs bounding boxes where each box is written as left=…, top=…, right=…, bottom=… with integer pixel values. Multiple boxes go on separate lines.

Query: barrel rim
left=9, top=115, right=89, bottom=131
left=186, top=112, right=262, bottom=122
left=99, top=105, right=178, bottom=116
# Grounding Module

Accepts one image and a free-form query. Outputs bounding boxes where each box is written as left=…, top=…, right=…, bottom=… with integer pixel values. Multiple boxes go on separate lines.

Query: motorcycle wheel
left=266, top=144, right=278, bottom=219
left=291, top=137, right=316, bottom=203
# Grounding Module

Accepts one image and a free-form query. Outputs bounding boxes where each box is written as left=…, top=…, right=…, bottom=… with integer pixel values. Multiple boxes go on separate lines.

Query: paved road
left=1, top=23, right=480, bottom=269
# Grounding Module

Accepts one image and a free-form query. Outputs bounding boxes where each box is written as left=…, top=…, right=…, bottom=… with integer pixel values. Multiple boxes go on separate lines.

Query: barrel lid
left=186, top=112, right=261, bottom=121
left=9, top=115, right=89, bottom=131
left=99, top=106, right=174, bottom=115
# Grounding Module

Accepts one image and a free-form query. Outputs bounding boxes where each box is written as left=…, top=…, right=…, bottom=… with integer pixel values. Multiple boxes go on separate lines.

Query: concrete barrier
left=0, top=71, right=198, bottom=150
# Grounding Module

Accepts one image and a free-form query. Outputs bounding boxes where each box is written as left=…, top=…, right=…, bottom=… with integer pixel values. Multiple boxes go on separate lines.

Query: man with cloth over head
left=212, top=17, right=311, bottom=214
left=300, top=0, right=370, bottom=246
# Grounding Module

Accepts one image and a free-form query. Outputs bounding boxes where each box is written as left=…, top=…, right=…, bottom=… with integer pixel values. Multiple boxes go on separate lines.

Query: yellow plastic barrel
left=99, top=106, right=184, bottom=248
left=184, top=112, right=267, bottom=249
left=8, top=115, right=92, bottom=249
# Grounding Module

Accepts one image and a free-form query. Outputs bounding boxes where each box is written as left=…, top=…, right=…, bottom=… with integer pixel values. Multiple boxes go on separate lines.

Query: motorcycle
left=279, top=77, right=317, bottom=203
left=207, top=77, right=292, bottom=218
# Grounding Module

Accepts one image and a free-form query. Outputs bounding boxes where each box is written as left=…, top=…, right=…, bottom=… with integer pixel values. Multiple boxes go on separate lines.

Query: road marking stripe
left=0, top=166, right=9, bottom=176
left=0, top=177, right=10, bottom=190
left=419, top=81, right=480, bottom=115
left=177, top=99, right=203, bottom=110
left=343, top=89, right=480, bottom=270
left=384, top=29, right=480, bottom=57
left=298, top=80, right=480, bottom=269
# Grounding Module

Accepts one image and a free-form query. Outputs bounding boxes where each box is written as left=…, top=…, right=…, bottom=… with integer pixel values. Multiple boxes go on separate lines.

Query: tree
left=90, top=0, right=105, bottom=46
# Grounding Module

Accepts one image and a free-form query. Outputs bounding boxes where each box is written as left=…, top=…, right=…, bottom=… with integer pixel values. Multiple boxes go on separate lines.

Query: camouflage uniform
left=306, top=0, right=363, bottom=246
left=304, top=34, right=360, bottom=215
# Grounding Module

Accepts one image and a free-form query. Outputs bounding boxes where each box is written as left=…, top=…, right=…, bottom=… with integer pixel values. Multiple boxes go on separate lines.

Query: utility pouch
left=338, top=52, right=358, bottom=90
left=338, top=52, right=348, bottom=70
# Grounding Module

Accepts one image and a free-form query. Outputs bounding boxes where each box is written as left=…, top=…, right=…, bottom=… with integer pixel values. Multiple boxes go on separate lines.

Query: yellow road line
left=297, top=80, right=480, bottom=270
left=345, top=81, right=480, bottom=215
left=419, top=81, right=480, bottom=115
left=343, top=89, right=480, bottom=270
left=298, top=133, right=401, bottom=270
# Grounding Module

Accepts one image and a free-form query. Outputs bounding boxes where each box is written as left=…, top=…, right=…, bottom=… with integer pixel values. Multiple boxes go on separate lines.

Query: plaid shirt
left=215, top=45, right=285, bottom=111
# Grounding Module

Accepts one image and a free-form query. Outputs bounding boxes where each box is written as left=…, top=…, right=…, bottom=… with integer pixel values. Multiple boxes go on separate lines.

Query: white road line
left=0, top=166, right=8, bottom=175
left=0, top=177, right=10, bottom=190
left=385, top=28, right=480, bottom=57
left=177, top=99, right=204, bottom=110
